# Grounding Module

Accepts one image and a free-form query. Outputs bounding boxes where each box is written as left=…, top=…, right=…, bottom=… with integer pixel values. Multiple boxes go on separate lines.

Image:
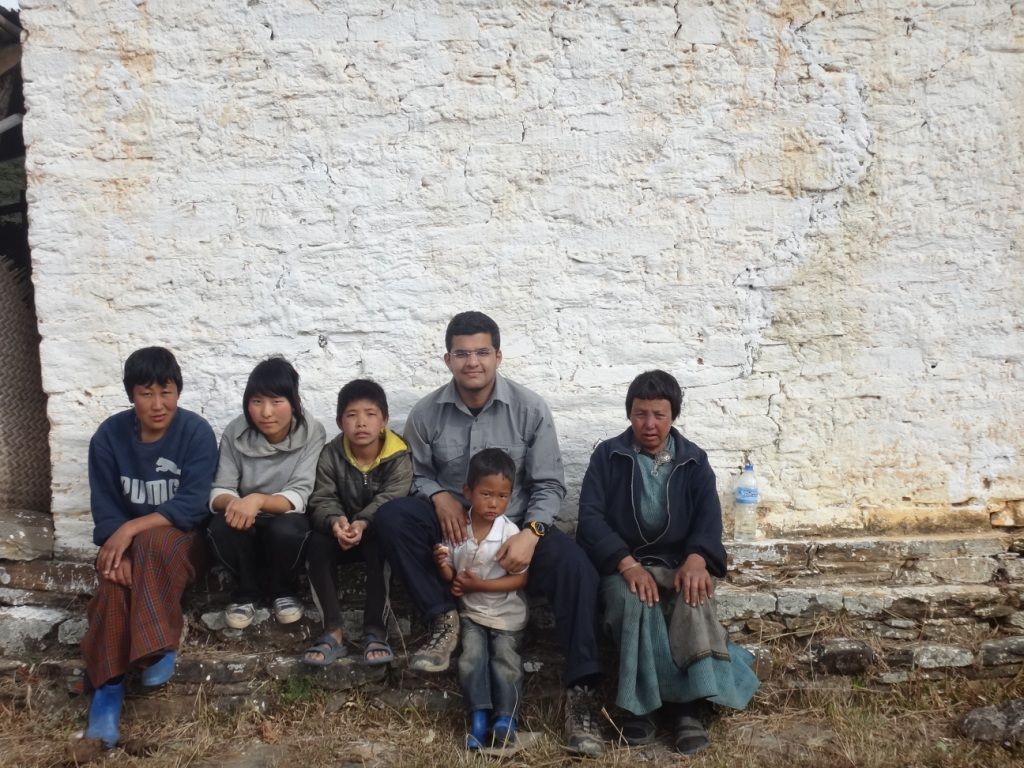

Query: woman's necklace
left=651, top=449, right=673, bottom=476
left=635, top=444, right=673, bottom=476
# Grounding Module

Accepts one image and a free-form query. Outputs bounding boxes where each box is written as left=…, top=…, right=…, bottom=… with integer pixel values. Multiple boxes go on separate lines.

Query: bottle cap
left=744, top=462, right=754, bottom=471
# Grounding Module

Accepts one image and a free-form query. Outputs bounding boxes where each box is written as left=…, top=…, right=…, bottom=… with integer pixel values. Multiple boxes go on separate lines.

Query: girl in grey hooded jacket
left=207, top=358, right=326, bottom=629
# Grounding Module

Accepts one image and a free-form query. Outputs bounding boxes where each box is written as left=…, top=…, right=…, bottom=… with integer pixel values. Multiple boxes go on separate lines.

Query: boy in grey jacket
left=303, top=379, right=412, bottom=666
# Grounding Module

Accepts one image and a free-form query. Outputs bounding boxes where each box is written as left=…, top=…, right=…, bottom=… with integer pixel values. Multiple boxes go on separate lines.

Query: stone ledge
left=0, top=509, right=53, bottom=561
left=794, top=635, right=1024, bottom=681
left=0, top=559, right=96, bottom=595
left=718, top=583, right=1016, bottom=623
left=2, top=532, right=1017, bottom=597
left=0, top=561, right=1020, bottom=656
left=728, top=533, right=1020, bottom=588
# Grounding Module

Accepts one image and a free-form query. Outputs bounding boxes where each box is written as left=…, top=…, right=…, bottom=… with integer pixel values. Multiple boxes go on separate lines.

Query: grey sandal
left=302, top=632, right=348, bottom=666
left=673, top=713, right=710, bottom=755
left=363, top=632, right=394, bottom=666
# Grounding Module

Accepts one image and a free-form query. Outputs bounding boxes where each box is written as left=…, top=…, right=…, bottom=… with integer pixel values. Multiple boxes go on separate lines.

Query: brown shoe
left=409, top=609, right=459, bottom=673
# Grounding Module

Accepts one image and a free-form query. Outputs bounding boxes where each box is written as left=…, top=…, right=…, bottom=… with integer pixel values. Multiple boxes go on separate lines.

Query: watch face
left=531, top=521, right=547, bottom=536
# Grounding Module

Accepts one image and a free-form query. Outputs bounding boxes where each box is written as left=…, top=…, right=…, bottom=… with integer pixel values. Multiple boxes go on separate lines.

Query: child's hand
left=432, top=543, right=450, bottom=571
left=338, top=519, right=367, bottom=550
left=452, top=569, right=482, bottom=596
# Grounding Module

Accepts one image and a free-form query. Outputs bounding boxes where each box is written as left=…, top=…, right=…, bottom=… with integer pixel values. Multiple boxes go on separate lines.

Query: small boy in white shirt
left=433, top=448, right=528, bottom=750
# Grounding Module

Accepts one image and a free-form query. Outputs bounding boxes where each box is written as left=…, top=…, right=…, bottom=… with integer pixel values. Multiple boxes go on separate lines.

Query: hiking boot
left=409, top=609, right=459, bottom=673
left=564, top=684, right=605, bottom=757
left=224, top=602, right=256, bottom=629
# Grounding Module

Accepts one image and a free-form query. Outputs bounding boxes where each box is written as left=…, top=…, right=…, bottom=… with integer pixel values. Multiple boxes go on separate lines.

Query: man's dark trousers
left=375, top=496, right=601, bottom=685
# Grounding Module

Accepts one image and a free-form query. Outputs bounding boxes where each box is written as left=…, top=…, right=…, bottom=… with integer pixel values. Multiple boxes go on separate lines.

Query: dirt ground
left=1, top=671, right=1022, bottom=767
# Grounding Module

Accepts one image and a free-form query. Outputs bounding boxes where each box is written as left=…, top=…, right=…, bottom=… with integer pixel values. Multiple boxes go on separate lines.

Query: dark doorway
left=0, top=8, right=51, bottom=524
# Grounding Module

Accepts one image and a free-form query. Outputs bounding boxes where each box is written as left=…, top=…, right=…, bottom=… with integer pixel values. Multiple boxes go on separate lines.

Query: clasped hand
left=450, top=569, right=483, bottom=597
left=224, top=494, right=263, bottom=530
left=331, top=516, right=367, bottom=550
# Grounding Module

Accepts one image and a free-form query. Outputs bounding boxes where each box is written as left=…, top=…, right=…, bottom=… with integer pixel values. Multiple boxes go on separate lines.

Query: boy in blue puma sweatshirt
left=81, top=347, right=217, bottom=750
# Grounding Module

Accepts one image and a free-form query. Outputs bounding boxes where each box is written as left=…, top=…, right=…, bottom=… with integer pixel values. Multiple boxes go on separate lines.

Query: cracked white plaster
left=17, top=0, right=1024, bottom=556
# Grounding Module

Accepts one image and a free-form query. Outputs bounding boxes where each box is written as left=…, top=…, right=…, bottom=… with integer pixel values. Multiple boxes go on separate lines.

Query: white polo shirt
left=449, top=513, right=529, bottom=632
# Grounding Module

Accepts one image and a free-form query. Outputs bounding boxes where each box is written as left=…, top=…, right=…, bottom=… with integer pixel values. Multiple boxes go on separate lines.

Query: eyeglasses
left=450, top=348, right=494, bottom=361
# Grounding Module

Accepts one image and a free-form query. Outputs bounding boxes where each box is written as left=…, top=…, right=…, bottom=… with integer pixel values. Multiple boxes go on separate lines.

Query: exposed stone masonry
left=1, top=534, right=1021, bottom=695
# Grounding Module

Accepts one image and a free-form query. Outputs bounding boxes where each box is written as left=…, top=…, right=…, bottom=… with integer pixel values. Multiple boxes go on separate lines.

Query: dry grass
left=0, top=671, right=1021, bottom=767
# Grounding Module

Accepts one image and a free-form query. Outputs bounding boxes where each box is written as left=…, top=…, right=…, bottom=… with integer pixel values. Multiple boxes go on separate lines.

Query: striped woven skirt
left=81, top=527, right=204, bottom=689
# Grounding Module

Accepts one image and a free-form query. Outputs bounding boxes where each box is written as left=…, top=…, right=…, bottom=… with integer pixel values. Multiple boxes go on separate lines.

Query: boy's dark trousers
left=306, top=525, right=389, bottom=634
left=375, top=496, right=602, bottom=685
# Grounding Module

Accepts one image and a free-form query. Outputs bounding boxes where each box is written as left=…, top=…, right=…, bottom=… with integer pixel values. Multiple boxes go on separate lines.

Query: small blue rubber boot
left=85, top=679, right=125, bottom=749
left=465, top=709, right=490, bottom=750
left=141, top=650, right=177, bottom=687
left=491, top=715, right=517, bottom=747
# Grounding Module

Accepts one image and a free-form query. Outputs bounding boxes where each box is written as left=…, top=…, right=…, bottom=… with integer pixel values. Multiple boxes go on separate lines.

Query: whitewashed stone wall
left=19, top=0, right=1024, bottom=558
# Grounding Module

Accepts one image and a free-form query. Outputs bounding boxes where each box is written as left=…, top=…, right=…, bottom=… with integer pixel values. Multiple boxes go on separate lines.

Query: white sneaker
left=273, top=596, right=304, bottom=625
left=224, top=602, right=256, bottom=629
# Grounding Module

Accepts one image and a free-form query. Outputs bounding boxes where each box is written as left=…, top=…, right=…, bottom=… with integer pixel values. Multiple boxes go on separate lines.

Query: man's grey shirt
left=404, top=373, right=566, bottom=526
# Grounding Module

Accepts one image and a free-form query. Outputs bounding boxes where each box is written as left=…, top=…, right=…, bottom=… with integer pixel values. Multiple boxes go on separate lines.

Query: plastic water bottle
left=734, top=462, right=759, bottom=540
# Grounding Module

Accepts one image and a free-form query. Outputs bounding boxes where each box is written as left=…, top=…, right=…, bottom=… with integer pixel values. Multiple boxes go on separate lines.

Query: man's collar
left=439, top=373, right=510, bottom=412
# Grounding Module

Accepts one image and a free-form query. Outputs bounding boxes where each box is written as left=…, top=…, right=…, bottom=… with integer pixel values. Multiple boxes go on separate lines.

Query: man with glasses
left=375, top=311, right=605, bottom=756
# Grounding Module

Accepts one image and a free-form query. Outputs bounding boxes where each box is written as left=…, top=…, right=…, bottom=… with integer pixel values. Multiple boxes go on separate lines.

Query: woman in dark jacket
left=577, top=370, right=758, bottom=755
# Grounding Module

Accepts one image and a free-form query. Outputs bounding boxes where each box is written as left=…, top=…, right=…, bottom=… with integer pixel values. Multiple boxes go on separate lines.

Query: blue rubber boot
left=85, top=680, right=124, bottom=749
left=140, top=650, right=177, bottom=688
left=465, top=709, right=490, bottom=750
left=491, top=715, right=516, bottom=747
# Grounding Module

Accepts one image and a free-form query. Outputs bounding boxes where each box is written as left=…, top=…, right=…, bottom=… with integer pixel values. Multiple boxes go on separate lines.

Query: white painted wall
left=19, top=1, right=1024, bottom=557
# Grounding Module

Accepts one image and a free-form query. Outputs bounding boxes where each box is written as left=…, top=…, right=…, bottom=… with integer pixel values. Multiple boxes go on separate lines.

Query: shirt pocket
left=486, top=442, right=527, bottom=460
left=485, top=443, right=527, bottom=470
left=434, top=437, right=469, bottom=469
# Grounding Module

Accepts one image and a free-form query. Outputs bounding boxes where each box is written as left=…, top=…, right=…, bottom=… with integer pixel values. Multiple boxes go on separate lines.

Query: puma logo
left=155, top=457, right=181, bottom=476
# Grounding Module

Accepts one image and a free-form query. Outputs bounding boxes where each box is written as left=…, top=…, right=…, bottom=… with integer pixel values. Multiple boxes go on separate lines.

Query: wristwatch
left=528, top=521, right=548, bottom=538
